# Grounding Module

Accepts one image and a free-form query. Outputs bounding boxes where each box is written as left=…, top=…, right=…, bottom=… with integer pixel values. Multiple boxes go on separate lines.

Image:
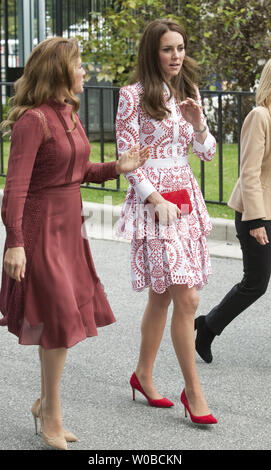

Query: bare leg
left=168, top=284, right=210, bottom=416
left=39, top=347, right=67, bottom=437
left=135, top=288, right=171, bottom=400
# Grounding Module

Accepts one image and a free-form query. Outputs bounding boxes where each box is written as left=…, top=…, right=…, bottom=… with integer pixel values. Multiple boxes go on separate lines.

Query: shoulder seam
left=20, top=108, right=50, bottom=141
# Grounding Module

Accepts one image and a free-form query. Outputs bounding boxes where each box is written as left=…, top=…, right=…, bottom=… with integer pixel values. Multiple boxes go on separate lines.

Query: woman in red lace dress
left=0, top=37, right=149, bottom=449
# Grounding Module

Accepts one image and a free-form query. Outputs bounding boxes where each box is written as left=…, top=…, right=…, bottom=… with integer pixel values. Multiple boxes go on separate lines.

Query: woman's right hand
left=147, top=192, right=181, bottom=225
left=116, top=144, right=150, bottom=174
left=4, top=247, right=26, bottom=281
left=249, top=227, right=269, bottom=245
left=156, top=200, right=181, bottom=225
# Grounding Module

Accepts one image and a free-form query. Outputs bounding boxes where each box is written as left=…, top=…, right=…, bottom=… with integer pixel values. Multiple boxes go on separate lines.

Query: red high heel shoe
left=130, top=372, right=174, bottom=407
left=180, top=389, right=217, bottom=424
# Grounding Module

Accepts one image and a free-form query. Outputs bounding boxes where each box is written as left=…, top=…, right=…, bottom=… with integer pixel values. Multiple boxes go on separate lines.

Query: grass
left=1, top=140, right=237, bottom=219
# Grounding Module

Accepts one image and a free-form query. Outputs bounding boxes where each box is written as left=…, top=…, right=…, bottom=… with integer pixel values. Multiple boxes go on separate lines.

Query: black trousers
left=206, top=211, right=271, bottom=335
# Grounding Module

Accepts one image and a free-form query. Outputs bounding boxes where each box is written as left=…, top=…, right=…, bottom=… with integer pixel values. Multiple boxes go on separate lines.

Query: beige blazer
left=228, top=105, right=271, bottom=221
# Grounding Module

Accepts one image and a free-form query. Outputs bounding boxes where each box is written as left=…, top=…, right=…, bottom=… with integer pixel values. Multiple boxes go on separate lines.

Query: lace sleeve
left=31, top=109, right=52, bottom=142
left=1, top=111, right=44, bottom=248
left=83, top=161, right=118, bottom=183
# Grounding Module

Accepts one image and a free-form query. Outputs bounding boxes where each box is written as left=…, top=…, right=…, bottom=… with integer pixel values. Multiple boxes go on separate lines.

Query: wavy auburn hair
left=1, top=36, right=81, bottom=135
left=130, top=19, right=199, bottom=120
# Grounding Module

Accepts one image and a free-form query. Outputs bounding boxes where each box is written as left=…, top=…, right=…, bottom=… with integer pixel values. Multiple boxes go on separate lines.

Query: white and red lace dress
left=115, top=82, right=216, bottom=294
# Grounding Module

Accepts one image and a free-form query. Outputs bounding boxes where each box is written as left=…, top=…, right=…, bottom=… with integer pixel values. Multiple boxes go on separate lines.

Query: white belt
left=143, top=157, right=188, bottom=169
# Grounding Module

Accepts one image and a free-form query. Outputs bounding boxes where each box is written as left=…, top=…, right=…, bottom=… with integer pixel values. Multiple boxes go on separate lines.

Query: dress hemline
left=0, top=316, right=117, bottom=349
left=131, top=272, right=211, bottom=294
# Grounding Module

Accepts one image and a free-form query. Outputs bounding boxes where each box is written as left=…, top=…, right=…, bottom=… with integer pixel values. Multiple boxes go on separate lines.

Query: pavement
left=1, top=196, right=271, bottom=451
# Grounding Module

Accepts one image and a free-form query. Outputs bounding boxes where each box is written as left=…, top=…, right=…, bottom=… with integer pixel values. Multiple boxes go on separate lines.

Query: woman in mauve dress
left=0, top=37, right=149, bottom=449
left=115, top=19, right=217, bottom=424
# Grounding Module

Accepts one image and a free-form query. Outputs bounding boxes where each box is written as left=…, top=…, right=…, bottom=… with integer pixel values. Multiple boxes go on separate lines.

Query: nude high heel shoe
left=31, top=398, right=78, bottom=442
left=31, top=399, right=40, bottom=436
left=39, top=402, right=68, bottom=450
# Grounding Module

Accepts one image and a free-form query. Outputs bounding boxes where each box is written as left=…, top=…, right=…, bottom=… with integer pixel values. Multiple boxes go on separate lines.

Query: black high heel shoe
left=194, top=316, right=215, bottom=364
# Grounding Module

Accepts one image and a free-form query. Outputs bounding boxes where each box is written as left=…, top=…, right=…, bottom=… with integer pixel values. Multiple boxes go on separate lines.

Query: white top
left=115, top=81, right=216, bottom=202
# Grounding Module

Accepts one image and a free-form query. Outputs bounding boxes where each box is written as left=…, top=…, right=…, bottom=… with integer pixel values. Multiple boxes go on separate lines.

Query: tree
left=79, top=0, right=271, bottom=141
left=194, top=0, right=271, bottom=91
left=80, top=0, right=271, bottom=91
left=80, top=0, right=184, bottom=85
left=192, top=0, right=271, bottom=139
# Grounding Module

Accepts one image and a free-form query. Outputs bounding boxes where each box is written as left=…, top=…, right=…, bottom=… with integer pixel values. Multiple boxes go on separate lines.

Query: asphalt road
left=0, top=228, right=270, bottom=451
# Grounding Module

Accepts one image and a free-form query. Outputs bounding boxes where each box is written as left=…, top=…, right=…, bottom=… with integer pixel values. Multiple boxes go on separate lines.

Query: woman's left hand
left=249, top=226, right=269, bottom=245
left=116, top=144, right=150, bottom=175
left=179, top=98, right=203, bottom=129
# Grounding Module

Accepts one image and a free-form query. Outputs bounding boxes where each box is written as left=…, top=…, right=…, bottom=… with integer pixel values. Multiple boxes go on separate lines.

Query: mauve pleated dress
left=0, top=100, right=117, bottom=348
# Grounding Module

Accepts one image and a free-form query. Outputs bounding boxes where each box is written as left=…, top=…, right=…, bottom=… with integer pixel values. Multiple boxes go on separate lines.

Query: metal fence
left=198, top=89, right=255, bottom=204
left=0, top=83, right=255, bottom=205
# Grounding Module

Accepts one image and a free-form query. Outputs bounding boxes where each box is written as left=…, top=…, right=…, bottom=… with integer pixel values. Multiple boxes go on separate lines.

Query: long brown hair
left=130, top=19, right=199, bottom=120
left=1, top=36, right=81, bottom=135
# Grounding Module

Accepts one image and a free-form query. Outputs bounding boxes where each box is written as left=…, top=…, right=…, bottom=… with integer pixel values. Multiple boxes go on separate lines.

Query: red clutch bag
left=161, top=189, right=192, bottom=215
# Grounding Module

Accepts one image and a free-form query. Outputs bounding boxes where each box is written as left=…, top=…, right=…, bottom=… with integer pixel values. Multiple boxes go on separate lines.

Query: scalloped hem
left=131, top=272, right=211, bottom=294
